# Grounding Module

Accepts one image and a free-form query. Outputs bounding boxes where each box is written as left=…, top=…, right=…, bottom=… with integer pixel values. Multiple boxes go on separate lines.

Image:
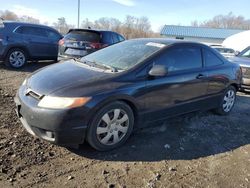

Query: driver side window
left=154, top=46, right=202, bottom=72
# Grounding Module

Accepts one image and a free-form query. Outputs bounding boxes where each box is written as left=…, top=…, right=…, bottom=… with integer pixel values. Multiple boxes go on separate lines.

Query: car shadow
left=0, top=60, right=56, bottom=73
left=69, top=93, right=250, bottom=162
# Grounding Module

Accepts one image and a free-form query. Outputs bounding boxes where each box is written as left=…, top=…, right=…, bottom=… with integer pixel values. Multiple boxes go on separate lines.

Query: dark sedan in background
left=15, top=39, right=242, bottom=151
left=0, top=21, right=62, bottom=68
left=229, top=46, right=250, bottom=91
left=58, top=29, right=125, bottom=58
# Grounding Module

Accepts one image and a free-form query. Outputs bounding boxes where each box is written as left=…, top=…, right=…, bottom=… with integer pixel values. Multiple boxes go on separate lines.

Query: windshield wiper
left=81, top=59, right=118, bottom=72
left=99, top=64, right=118, bottom=73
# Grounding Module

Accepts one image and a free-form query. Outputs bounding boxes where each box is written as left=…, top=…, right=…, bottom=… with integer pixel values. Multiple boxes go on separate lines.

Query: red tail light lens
left=58, top=39, right=65, bottom=46
left=89, top=42, right=102, bottom=49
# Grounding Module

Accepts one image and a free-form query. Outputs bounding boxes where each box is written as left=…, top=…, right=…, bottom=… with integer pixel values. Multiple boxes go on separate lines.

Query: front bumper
left=241, top=78, right=250, bottom=90
left=14, top=90, right=89, bottom=145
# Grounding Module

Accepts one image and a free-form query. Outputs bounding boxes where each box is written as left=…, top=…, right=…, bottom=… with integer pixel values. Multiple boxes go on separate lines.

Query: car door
left=202, top=47, right=229, bottom=95
left=21, top=26, right=52, bottom=58
left=143, top=44, right=208, bottom=122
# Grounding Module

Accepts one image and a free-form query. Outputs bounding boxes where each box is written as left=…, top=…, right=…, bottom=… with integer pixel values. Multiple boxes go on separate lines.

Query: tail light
left=89, top=43, right=109, bottom=49
left=58, top=39, right=65, bottom=46
left=89, top=42, right=102, bottom=49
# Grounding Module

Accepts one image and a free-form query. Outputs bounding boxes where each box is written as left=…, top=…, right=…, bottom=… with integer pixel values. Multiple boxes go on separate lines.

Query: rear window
left=101, top=32, right=113, bottom=44
left=64, top=30, right=100, bottom=42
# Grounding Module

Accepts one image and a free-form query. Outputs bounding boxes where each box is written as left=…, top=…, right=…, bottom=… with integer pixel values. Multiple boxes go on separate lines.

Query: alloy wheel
left=222, top=89, right=235, bottom=112
left=9, top=51, right=26, bottom=68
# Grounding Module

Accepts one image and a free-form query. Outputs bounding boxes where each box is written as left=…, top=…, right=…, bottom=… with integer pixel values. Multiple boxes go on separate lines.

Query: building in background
left=161, top=25, right=245, bottom=45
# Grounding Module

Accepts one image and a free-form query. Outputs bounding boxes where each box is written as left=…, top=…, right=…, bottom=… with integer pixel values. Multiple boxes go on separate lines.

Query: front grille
left=25, top=89, right=43, bottom=100
left=242, top=67, right=250, bottom=78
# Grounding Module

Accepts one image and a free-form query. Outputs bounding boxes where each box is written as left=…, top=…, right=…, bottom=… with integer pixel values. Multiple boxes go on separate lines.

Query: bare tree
left=81, top=15, right=156, bottom=39
left=53, top=17, right=74, bottom=34
left=0, top=10, right=18, bottom=20
left=19, top=15, right=40, bottom=24
left=191, top=12, right=250, bottom=30
left=0, top=10, right=40, bottom=24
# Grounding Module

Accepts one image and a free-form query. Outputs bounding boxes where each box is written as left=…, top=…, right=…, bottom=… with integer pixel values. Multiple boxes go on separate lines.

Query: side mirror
left=234, top=51, right=240, bottom=56
left=149, top=65, right=168, bottom=77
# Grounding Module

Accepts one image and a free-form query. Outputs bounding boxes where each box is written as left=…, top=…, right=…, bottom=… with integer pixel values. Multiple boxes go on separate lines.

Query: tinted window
left=204, top=49, right=223, bottom=67
left=118, top=34, right=125, bottom=41
left=47, top=30, right=61, bottom=41
left=101, top=32, right=113, bottom=44
left=155, top=46, right=202, bottom=72
left=65, top=30, right=100, bottom=42
left=240, top=47, right=250, bottom=58
left=112, top=33, right=120, bottom=43
left=82, top=40, right=166, bottom=71
left=214, top=48, right=235, bottom=53
left=15, top=26, right=47, bottom=37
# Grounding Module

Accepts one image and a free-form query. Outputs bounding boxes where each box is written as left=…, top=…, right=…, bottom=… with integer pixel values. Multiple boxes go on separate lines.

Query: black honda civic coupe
left=15, top=39, right=242, bottom=151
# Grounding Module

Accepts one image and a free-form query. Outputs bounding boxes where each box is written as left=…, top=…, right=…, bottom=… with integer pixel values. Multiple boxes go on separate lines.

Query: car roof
left=129, top=38, right=207, bottom=46
left=2, top=20, right=59, bottom=32
left=68, top=28, right=120, bottom=34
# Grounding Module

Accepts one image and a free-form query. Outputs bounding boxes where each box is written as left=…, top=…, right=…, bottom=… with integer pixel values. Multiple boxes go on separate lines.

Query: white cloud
left=12, top=5, right=52, bottom=24
left=112, top=0, right=135, bottom=6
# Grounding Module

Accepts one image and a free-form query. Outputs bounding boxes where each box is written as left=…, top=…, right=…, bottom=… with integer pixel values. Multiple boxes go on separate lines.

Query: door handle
left=196, top=74, right=206, bottom=79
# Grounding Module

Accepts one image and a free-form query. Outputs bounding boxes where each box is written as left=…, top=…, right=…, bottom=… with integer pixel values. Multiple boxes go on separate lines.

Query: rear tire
left=5, top=48, right=27, bottom=68
left=87, top=101, right=134, bottom=151
left=214, top=86, right=236, bottom=115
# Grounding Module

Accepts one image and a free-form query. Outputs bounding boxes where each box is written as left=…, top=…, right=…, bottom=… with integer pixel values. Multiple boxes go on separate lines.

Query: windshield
left=65, top=30, right=100, bottom=42
left=81, top=40, right=166, bottom=71
left=239, top=47, right=250, bottom=58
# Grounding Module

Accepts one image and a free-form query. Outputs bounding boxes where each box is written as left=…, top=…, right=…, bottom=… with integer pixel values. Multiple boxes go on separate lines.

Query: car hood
left=229, top=56, right=250, bottom=67
left=26, top=59, right=114, bottom=96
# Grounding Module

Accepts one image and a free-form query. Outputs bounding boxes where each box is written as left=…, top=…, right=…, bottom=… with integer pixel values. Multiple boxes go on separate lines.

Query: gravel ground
left=0, top=61, right=250, bottom=188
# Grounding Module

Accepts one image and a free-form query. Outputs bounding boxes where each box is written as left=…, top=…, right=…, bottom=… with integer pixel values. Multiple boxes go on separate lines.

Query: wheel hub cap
left=96, top=109, right=129, bottom=145
left=9, top=51, right=25, bottom=67
left=223, top=89, right=235, bottom=112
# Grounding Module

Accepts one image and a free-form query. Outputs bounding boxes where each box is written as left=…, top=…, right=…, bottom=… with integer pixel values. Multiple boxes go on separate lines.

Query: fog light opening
left=45, top=131, right=55, bottom=139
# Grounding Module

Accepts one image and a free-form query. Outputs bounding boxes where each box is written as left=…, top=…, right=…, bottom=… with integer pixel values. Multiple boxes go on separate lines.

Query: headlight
left=38, top=96, right=91, bottom=109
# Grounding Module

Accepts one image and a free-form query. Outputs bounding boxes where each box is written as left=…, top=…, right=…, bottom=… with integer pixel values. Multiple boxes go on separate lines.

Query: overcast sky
left=1, top=0, right=250, bottom=31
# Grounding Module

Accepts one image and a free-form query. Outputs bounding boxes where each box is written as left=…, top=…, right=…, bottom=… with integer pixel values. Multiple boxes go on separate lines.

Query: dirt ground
left=0, top=61, right=250, bottom=188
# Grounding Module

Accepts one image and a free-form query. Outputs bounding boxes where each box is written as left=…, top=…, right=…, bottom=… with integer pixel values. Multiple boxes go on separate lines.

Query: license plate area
left=65, top=48, right=87, bottom=56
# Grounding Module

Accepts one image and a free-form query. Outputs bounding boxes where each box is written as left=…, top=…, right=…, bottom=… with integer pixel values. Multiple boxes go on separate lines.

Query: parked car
left=229, top=46, right=250, bottom=91
left=58, top=29, right=125, bottom=58
left=212, top=46, right=235, bottom=58
left=15, top=39, right=241, bottom=151
left=0, top=21, right=62, bottom=68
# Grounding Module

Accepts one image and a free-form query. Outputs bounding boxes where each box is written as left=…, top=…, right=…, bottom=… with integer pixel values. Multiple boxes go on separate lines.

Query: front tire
left=5, top=48, right=27, bottom=68
left=214, top=86, right=236, bottom=115
left=87, top=101, right=134, bottom=151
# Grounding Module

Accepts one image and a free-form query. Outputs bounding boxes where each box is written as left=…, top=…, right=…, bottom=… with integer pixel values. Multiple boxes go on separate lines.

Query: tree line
left=191, top=12, right=250, bottom=30
left=0, top=10, right=159, bottom=39
left=1, top=10, right=250, bottom=39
